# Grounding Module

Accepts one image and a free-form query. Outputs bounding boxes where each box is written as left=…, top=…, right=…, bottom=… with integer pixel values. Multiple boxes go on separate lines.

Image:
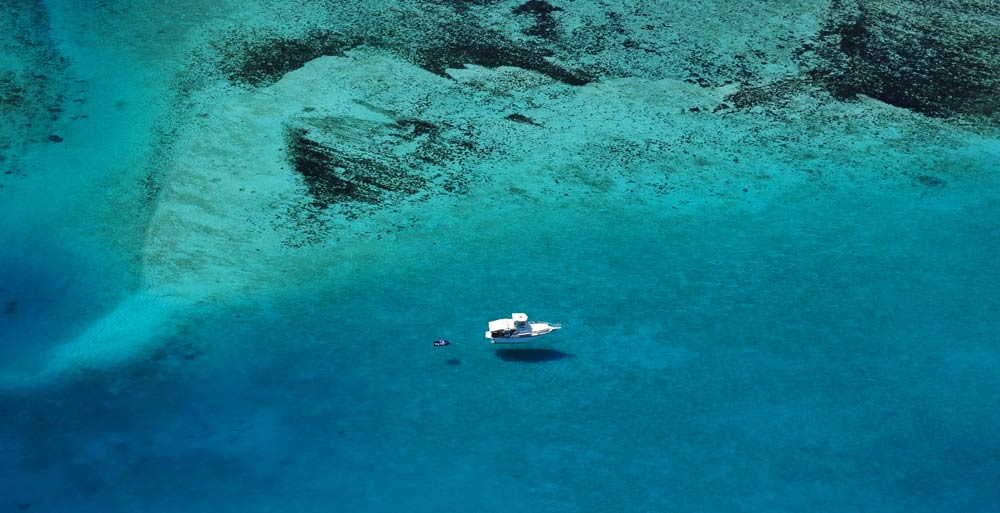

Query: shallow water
left=2, top=1, right=999, bottom=512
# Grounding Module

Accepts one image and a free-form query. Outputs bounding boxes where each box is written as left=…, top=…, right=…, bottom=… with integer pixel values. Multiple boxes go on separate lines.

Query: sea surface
left=2, top=1, right=999, bottom=512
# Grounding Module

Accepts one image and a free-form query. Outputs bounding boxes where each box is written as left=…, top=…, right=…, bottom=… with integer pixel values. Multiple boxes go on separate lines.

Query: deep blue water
left=4, top=187, right=999, bottom=512
left=0, top=232, right=133, bottom=371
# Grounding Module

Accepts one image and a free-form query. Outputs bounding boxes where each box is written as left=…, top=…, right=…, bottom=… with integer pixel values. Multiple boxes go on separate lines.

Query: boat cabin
left=488, top=313, right=529, bottom=338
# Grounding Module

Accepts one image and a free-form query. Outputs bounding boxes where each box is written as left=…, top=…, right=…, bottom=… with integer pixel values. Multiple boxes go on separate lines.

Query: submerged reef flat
left=0, top=0, right=72, bottom=179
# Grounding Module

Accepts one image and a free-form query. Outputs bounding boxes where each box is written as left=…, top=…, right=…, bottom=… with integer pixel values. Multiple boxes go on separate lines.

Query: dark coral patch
left=412, top=35, right=591, bottom=86
left=423, top=0, right=502, bottom=8
left=512, top=0, right=563, bottom=39
left=914, top=174, right=945, bottom=187
left=278, top=113, right=477, bottom=243
left=0, top=72, right=27, bottom=108
left=282, top=112, right=477, bottom=215
left=216, top=29, right=361, bottom=88
left=286, top=127, right=363, bottom=205
left=512, top=0, right=561, bottom=17
left=837, top=16, right=867, bottom=58
left=504, top=113, right=540, bottom=125
left=396, top=118, right=438, bottom=137
left=724, top=79, right=807, bottom=109
left=285, top=126, right=424, bottom=207
left=209, top=3, right=590, bottom=90
left=805, top=1, right=1000, bottom=116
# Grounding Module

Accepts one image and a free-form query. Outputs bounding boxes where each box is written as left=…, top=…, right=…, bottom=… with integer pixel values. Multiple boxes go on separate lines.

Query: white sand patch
left=0, top=291, right=190, bottom=389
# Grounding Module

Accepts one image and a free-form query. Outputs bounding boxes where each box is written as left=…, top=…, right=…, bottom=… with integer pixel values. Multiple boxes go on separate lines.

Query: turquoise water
left=2, top=1, right=1000, bottom=511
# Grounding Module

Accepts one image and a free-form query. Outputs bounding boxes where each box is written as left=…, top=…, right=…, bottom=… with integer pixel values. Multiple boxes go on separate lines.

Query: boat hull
left=487, top=336, right=538, bottom=344
left=485, top=323, right=561, bottom=343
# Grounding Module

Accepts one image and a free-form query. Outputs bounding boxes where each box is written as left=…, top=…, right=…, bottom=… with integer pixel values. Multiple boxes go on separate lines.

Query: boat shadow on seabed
left=494, top=348, right=572, bottom=363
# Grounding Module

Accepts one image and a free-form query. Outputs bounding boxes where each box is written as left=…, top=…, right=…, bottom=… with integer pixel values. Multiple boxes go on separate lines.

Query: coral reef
left=805, top=0, right=1000, bottom=116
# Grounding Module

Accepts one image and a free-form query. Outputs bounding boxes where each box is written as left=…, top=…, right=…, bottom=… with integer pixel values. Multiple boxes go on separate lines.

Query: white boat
left=484, top=313, right=561, bottom=344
